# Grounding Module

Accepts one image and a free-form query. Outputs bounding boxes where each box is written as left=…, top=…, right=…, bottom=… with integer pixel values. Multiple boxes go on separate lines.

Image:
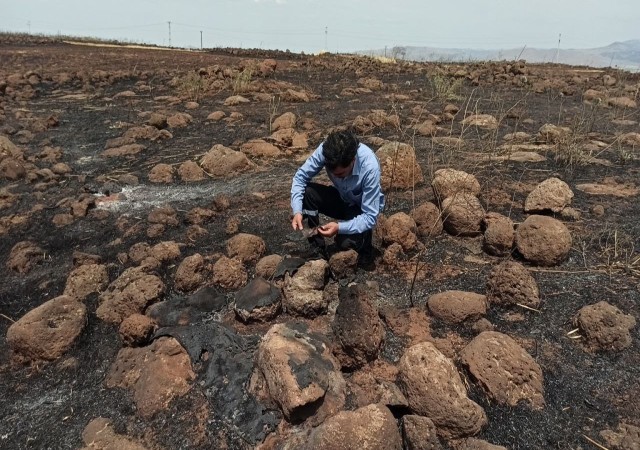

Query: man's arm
left=338, top=168, right=383, bottom=234
left=291, top=144, right=325, bottom=215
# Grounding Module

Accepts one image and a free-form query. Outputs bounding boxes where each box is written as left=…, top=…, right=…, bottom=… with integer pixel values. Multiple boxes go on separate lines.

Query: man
left=290, top=130, right=384, bottom=261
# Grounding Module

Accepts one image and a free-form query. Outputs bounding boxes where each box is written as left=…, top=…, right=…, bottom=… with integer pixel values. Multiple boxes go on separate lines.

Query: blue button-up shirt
left=291, top=142, right=385, bottom=234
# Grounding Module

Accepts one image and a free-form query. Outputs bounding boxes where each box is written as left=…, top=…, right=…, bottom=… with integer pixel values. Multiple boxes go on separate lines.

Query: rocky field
left=0, top=35, right=639, bottom=450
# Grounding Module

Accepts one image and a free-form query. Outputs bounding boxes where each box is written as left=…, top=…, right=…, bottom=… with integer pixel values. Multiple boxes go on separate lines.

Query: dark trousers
left=302, top=182, right=373, bottom=255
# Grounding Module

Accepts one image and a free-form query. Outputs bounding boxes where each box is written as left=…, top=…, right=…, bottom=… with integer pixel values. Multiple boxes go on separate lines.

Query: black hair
left=322, top=130, right=359, bottom=170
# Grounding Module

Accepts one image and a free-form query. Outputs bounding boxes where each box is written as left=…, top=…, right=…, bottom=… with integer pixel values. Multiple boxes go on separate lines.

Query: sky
left=1, top=0, right=639, bottom=53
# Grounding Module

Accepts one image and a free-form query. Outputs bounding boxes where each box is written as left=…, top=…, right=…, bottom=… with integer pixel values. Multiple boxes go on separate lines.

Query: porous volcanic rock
left=234, top=277, right=281, bottom=323
left=328, top=249, right=358, bottom=279
left=575, top=301, right=636, bottom=352
left=147, top=112, right=168, bottom=129
left=454, top=438, right=507, bottom=450
left=482, top=212, right=514, bottom=256
left=607, top=97, right=637, bottom=109
left=148, top=163, right=174, bottom=183
left=128, top=242, right=151, bottom=264
left=402, top=415, right=442, bottom=450
left=177, top=160, right=205, bottom=181
left=486, top=261, right=540, bottom=308
left=206, top=110, right=226, bottom=121
left=150, top=241, right=181, bottom=262
left=432, top=168, right=481, bottom=201
left=7, top=241, right=43, bottom=274
left=81, top=417, right=148, bottom=450
left=253, top=322, right=345, bottom=423
left=398, top=341, right=487, bottom=439
left=226, top=233, right=266, bottom=263
left=224, top=95, right=250, bottom=106
left=515, top=215, right=572, bottom=266
left=376, top=142, right=424, bottom=190
left=63, top=264, right=109, bottom=301
left=174, top=253, right=208, bottom=292
left=524, top=177, right=574, bottom=213
left=460, top=331, right=545, bottom=409
left=211, top=255, right=247, bottom=289
left=7, top=295, right=87, bottom=364
left=0, top=158, right=26, bottom=180
left=166, top=112, right=192, bottom=128
left=412, top=202, right=443, bottom=237
left=461, top=114, right=499, bottom=129
left=102, top=144, right=146, bottom=157
left=200, top=144, right=254, bottom=177
left=282, top=259, right=329, bottom=317
left=118, top=314, right=156, bottom=347
left=147, top=205, right=179, bottom=226
left=538, top=123, right=571, bottom=143
left=271, top=111, right=296, bottom=131
left=256, top=254, right=283, bottom=279
left=377, top=212, right=419, bottom=251
left=105, top=337, right=194, bottom=418
left=442, top=193, right=485, bottom=236
left=96, top=266, right=165, bottom=325
left=241, top=139, right=281, bottom=158
left=332, top=284, right=385, bottom=370
left=427, top=291, right=487, bottom=323
left=600, top=423, right=640, bottom=450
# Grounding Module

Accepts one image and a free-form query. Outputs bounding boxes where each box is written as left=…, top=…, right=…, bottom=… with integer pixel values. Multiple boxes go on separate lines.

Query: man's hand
left=318, top=222, right=339, bottom=237
left=291, top=213, right=304, bottom=230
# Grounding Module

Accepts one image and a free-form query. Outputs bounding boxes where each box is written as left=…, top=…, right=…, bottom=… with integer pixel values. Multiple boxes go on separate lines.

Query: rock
left=486, top=261, right=540, bottom=308
left=376, top=142, right=424, bottom=190
left=51, top=162, right=72, bottom=175
left=166, top=112, right=192, bottom=128
left=482, top=212, right=514, bottom=256
left=148, top=205, right=179, bottom=226
left=224, top=95, right=250, bottom=106
left=72, top=251, right=102, bottom=266
left=0, top=158, right=26, bottom=180
left=461, top=114, right=498, bottom=129
left=118, top=314, right=156, bottom=347
left=427, top=291, right=487, bottom=323
left=63, top=264, right=109, bottom=301
left=402, top=415, right=442, bottom=450
left=454, top=438, right=507, bottom=450
left=253, top=322, right=345, bottom=423
left=282, top=259, right=329, bottom=317
left=515, top=215, right=572, bottom=266
left=226, top=233, right=266, bottom=263
left=619, top=132, right=640, bottom=147
left=147, top=112, right=168, bottom=129
left=177, top=160, right=205, bottom=181
left=200, top=144, right=254, bottom=177
left=560, top=206, right=581, bottom=221
left=105, top=337, right=194, bottom=418
left=184, top=101, right=199, bottom=110
left=186, top=207, right=216, bottom=225
left=377, top=212, right=419, bottom=251
left=600, top=423, right=640, bottom=450
left=432, top=169, right=481, bottom=201
left=415, top=120, right=438, bottom=137
left=102, top=144, right=146, bottom=157
left=148, top=163, right=174, bottom=183
left=211, top=256, right=247, bottom=289
left=81, top=417, right=148, bottom=450
left=150, top=241, right=181, bottom=262
left=175, top=254, right=208, bottom=292
left=398, top=342, right=487, bottom=439
left=583, top=89, right=606, bottom=102
left=96, top=266, right=165, bottom=325
left=538, top=124, right=571, bottom=143
left=591, top=204, right=605, bottom=216
left=53, top=213, right=75, bottom=227
left=461, top=331, right=544, bottom=409
left=255, top=254, right=283, bottom=279
left=241, top=139, right=281, bottom=158
left=7, top=241, right=43, bottom=274
left=328, top=249, right=358, bottom=278
left=412, top=202, right=443, bottom=237
left=442, top=193, right=485, bottom=236
left=524, top=177, right=574, bottom=213
left=607, top=97, right=637, bottom=109
left=207, top=110, right=226, bottom=121
left=128, top=242, right=151, bottom=264
left=234, top=277, right=281, bottom=323
left=575, top=301, right=636, bottom=352
left=271, top=111, right=296, bottom=131
left=332, top=284, right=385, bottom=370
left=7, top=295, right=87, bottom=364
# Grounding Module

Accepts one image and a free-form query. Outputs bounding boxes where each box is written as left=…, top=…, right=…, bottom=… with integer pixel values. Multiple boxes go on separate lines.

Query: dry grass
left=174, top=71, right=205, bottom=102
left=231, top=68, right=254, bottom=94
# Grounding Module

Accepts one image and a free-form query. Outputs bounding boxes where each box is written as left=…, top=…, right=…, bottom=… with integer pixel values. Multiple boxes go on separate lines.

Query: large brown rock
left=402, top=415, right=442, bottom=450
left=148, top=163, right=174, bottom=183
left=226, top=233, right=266, bottom=263
left=0, top=158, right=26, bottom=180
left=200, top=144, right=254, bottom=177
left=575, top=301, right=636, bottom=352
left=211, top=255, right=247, bottom=289
left=271, top=111, right=296, bottom=131
left=486, top=261, right=540, bottom=308
left=398, top=342, right=487, bottom=439
left=253, top=322, right=345, bottom=423
left=376, top=142, right=424, bottom=190
left=241, top=139, right=281, bottom=158
left=328, top=249, right=358, bottom=279
left=282, top=259, right=329, bottom=317
left=442, top=193, right=485, bottom=236
left=118, top=314, right=156, bottom=347
left=432, top=168, right=481, bottom=201
left=177, top=160, right=205, bottom=181
left=105, top=337, right=194, bottom=418
left=7, top=295, right=87, bottom=364
left=461, top=331, right=545, bottom=409
left=234, top=277, right=281, bottom=323
left=255, top=254, right=283, bottom=279
left=607, top=97, right=637, bottom=109
left=377, top=212, right=419, bottom=251
left=482, top=212, right=514, bottom=256
left=427, top=291, right=487, bottom=323
left=461, top=114, right=498, bottom=129
left=6, top=241, right=43, bottom=274
left=454, top=438, right=507, bottom=450
left=174, top=253, right=208, bottom=292
left=412, top=202, right=443, bottom=237
left=600, top=423, right=640, bottom=450
left=538, top=124, right=571, bottom=143
left=332, top=284, right=385, bottom=369
left=148, top=205, right=179, bottom=226
left=150, top=241, right=181, bottom=262
left=63, top=264, right=109, bottom=301
left=81, top=417, right=148, bottom=450
left=524, top=177, right=574, bottom=213
left=515, top=215, right=572, bottom=266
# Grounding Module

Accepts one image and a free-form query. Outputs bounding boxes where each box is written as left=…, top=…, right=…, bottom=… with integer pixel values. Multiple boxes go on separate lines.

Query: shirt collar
left=351, top=146, right=362, bottom=176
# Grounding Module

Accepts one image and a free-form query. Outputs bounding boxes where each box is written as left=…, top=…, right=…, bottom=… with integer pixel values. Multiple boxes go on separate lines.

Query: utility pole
left=200, top=31, right=203, bottom=50
left=324, top=26, right=328, bottom=51
left=168, top=21, right=172, bottom=47
left=555, top=33, right=561, bottom=64
left=27, top=21, right=31, bottom=34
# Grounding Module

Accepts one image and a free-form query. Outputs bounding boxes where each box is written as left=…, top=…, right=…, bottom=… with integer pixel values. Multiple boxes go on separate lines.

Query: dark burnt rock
left=332, top=284, right=385, bottom=370
left=272, top=256, right=306, bottom=279
left=575, top=301, right=636, bottom=352
left=234, top=277, right=282, bottom=323
left=486, top=261, right=540, bottom=308
left=402, top=415, right=443, bottom=450
left=147, top=287, right=226, bottom=327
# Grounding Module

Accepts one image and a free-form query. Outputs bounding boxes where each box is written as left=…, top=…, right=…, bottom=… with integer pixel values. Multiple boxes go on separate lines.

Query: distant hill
left=358, top=40, right=640, bottom=70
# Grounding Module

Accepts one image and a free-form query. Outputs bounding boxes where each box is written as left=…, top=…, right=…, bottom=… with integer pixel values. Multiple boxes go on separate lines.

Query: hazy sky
left=2, top=0, right=638, bottom=53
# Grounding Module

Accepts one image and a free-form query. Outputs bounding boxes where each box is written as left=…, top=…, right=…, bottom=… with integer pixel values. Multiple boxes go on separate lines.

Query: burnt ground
left=0, top=37, right=639, bottom=449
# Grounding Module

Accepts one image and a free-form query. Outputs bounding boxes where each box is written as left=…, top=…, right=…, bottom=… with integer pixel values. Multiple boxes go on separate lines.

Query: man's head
left=322, top=131, right=359, bottom=178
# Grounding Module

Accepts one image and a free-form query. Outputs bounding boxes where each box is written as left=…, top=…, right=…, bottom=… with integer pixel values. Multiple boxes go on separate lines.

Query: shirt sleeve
left=291, top=144, right=325, bottom=215
left=338, top=167, right=382, bottom=234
